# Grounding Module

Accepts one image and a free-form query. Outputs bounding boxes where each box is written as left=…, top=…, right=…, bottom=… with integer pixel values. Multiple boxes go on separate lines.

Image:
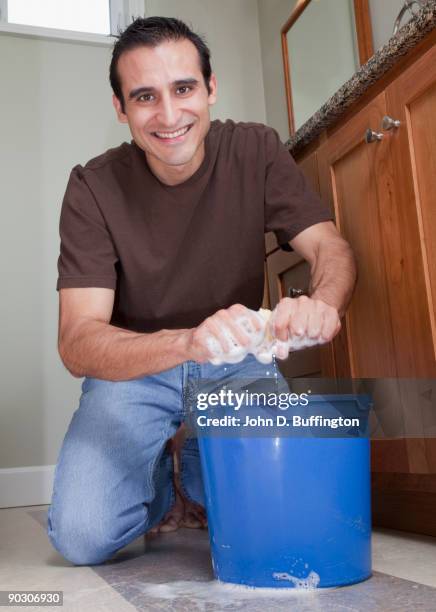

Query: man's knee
left=47, top=506, right=116, bottom=566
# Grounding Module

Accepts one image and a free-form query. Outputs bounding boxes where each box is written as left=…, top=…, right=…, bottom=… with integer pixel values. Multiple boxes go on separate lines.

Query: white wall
left=0, top=34, right=129, bottom=471
left=257, top=0, right=294, bottom=141
left=0, top=2, right=266, bottom=483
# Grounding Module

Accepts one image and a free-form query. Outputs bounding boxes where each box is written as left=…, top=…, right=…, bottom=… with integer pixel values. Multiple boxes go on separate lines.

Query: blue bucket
left=196, top=394, right=372, bottom=589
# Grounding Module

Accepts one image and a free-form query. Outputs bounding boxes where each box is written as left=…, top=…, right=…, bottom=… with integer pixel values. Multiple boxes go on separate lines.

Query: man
left=47, top=17, right=356, bottom=566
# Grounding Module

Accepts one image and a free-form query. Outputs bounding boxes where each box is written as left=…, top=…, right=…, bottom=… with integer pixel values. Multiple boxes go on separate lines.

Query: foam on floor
left=135, top=578, right=330, bottom=604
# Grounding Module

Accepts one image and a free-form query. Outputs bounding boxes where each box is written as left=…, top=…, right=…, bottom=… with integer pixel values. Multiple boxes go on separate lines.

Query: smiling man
left=112, top=37, right=216, bottom=185
left=47, top=17, right=356, bottom=566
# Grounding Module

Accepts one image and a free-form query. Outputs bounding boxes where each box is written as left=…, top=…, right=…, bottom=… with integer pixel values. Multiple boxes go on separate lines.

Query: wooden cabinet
left=266, top=44, right=436, bottom=377
left=317, top=84, right=435, bottom=378
left=315, top=44, right=436, bottom=377
left=314, top=50, right=436, bottom=530
left=264, top=38, right=436, bottom=535
left=318, top=44, right=436, bottom=535
left=317, top=91, right=399, bottom=378
left=371, top=43, right=436, bottom=536
left=385, top=43, right=436, bottom=371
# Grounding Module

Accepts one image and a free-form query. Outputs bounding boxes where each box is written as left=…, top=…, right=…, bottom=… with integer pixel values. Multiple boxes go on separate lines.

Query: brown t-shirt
left=56, top=119, right=334, bottom=333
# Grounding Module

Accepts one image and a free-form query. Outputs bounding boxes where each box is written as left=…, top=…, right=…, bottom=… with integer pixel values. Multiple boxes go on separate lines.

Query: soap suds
left=134, top=578, right=327, bottom=604
left=207, top=307, right=325, bottom=365
left=273, top=570, right=320, bottom=589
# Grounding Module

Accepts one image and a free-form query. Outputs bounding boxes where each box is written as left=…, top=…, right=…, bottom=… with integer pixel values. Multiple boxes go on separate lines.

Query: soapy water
left=133, top=574, right=331, bottom=610
left=206, top=308, right=324, bottom=366
left=273, top=570, right=320, bottom=589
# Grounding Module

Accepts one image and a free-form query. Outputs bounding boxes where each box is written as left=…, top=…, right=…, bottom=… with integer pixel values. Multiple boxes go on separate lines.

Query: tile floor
left=0, top=505, right=435, bottom=611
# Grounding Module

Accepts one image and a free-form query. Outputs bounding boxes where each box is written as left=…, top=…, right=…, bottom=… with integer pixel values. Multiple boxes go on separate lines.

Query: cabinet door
left=385, top=42, right=436, bottom=481
left=371, top=43, right=436, bottom=537
left=265, top=151, right=335, bottom=378
left=318, top=91, right=401, bottom=378
left=385, top=42, right=436, bottom=375
left=316, top=61, right=436, bottom=536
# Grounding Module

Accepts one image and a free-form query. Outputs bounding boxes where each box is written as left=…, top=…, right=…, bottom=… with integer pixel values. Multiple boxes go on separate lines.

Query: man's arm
left=58, top=288, right=260, bottom=381
left=58, top=288, right=192, bottom=381
left=290, top=220, right=357, bottom=318
left=271, top=221, right=357, bottom=344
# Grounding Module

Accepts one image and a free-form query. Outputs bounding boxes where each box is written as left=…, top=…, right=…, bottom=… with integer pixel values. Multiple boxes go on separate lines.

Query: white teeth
left=155, top=125, right=190, bottom=139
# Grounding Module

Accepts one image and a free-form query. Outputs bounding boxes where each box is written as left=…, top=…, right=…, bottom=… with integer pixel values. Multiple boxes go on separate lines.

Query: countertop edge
left=285, top=2, right=436, bottom=156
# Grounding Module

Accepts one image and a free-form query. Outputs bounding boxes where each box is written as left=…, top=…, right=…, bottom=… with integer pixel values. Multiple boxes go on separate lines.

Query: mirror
left=282, top=0, right=374, bottom=134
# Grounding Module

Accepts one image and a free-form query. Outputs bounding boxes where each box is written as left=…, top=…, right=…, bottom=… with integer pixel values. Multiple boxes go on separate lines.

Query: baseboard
left=372, top=472, right=436, bottom=537
left=0, top=465, right=55, bottom=508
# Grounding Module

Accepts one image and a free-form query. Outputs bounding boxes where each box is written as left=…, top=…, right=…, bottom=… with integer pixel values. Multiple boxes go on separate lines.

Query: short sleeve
left=264, top=128, right=334, bottom=246
left=56, top=165, right=118, bottom=291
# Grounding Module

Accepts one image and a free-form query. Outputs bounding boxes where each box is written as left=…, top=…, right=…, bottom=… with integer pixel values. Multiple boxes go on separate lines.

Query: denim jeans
left=47, top=354, right=281, bottom=565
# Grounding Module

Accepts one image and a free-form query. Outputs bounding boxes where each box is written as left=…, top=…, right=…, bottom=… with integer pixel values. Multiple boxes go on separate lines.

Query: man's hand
left=183, top=303, right=263, bottom=363
left=272, top=296, right=341, bottom=353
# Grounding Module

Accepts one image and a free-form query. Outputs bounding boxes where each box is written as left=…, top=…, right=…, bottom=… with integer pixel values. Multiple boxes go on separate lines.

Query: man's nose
left=157, top=95, right=181, bottom=129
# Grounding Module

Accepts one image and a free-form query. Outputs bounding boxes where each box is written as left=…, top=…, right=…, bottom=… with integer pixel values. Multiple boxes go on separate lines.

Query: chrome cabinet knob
left=288, top=287, right=305, bottom=298
left=382, top=115, right=401, bottom=130
left=365, top=128, right=384, bottom=143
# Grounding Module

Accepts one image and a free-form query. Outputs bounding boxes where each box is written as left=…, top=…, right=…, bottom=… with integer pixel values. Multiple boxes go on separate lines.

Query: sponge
left=206, top=307, right=324, bottom=365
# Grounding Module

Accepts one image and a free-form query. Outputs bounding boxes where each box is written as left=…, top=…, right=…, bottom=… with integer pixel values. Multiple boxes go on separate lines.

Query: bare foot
left=149, top=475, right=207, bottom=533
left=148, top=426, right=207, bottom=534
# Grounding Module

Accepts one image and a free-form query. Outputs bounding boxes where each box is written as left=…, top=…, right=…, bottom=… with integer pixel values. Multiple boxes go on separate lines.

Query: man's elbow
left=58, top=340, right=85, bottom=379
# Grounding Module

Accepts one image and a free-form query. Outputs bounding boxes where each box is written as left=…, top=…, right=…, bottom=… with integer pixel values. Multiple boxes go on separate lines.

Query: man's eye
left=138, top=94, right=154, bottom=102
left=176, top=86, right=191, bottom=95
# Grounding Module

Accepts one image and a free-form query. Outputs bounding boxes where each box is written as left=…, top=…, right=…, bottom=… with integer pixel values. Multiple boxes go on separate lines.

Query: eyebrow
left=128, top=78, right=200, bottom=100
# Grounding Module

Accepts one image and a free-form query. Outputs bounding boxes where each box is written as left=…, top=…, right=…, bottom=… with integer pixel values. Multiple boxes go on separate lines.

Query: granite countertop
left=285, top=0, right=436, bottom=155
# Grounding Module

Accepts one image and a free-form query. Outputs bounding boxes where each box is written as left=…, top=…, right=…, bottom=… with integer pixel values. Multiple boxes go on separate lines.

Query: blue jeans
left=47, top=354, right=280, bottom=565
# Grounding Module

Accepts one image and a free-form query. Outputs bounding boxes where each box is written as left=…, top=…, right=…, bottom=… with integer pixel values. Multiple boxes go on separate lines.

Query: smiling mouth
left=153, top=124, right=193, bottom=140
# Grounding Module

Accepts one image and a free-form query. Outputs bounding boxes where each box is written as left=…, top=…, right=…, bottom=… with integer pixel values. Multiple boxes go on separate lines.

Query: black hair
left=110, top=16, right=212, bottom=112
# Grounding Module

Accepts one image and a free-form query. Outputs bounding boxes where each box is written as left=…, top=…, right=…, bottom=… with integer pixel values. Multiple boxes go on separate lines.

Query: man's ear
left=112, top=94, right=128, bottom=123
left=208, top=73, right=217, bottom=106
